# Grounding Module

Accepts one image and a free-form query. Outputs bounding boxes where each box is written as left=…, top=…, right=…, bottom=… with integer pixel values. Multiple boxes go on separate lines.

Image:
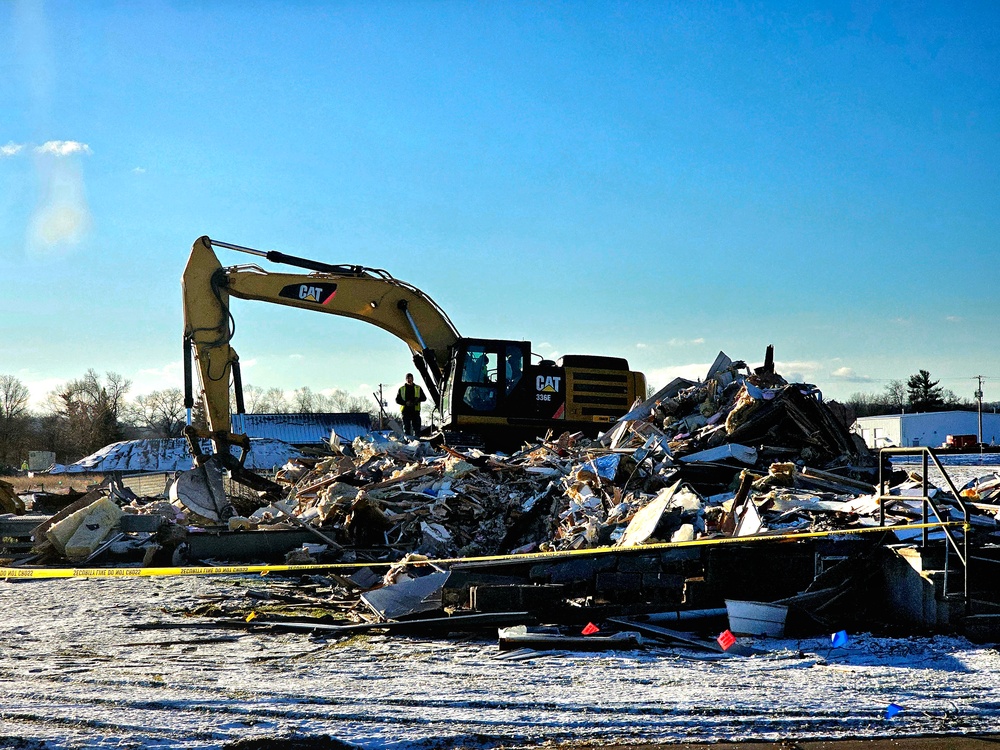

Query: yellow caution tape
left=0, top=521, right=964, bottom=580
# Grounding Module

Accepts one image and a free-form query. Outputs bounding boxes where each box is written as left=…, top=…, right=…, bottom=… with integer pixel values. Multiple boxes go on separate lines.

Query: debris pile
left=5, top=348, right=1000, bottom=646
left=263, top=347, right=891, bottom=556
left=8, top=349, right=1000, bottom=575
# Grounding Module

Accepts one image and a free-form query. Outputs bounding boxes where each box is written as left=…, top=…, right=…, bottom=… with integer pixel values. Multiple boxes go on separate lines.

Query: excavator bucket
left=170, top=456, right=234, bottom=523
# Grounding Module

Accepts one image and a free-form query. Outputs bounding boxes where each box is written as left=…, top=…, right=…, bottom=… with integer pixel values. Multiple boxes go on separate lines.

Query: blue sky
left=2, top=1, right=998, bottom=410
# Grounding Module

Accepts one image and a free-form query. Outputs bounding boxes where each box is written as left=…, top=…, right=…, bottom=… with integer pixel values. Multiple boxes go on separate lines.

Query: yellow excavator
left=176, top=236, right=645, bottom=514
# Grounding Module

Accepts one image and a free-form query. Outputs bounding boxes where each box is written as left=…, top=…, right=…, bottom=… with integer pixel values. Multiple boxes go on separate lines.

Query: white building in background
left=852, top=410, right=1000, bottom=449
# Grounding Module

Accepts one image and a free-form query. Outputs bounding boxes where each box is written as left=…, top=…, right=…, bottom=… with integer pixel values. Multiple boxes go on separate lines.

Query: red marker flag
left=717, top=629, right=737, bottom=651
left=582, top=622, right=600, bottom=635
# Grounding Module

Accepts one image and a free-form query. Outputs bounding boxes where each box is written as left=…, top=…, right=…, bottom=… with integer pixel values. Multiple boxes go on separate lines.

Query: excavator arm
left=182, top=236, right=460, bottom=440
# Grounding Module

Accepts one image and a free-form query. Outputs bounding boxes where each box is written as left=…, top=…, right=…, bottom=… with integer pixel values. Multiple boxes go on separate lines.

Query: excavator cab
left=441, top=339, right=530, bottom=421
left=438, top=339, right=645, bottom=449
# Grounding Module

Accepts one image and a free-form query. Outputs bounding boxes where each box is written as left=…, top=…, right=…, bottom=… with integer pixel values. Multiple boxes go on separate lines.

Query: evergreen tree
left=906, top=370, right=944, bottom=412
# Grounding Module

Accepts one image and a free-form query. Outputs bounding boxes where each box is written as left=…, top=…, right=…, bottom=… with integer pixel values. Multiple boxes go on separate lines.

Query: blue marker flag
left=831, top=630, right=849, bottom=648
left=885, top=703, right=903, bottom=719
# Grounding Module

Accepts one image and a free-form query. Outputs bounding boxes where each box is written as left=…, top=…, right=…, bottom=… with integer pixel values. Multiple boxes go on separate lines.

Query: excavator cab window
left=460, top=345, right=498, bottom=412
left=448, top=339, right=531, bottom=418
left=505, top=344, right=523, bottom=395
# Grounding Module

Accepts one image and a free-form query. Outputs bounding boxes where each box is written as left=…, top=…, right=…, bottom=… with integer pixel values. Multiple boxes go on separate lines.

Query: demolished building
left=4, top=348, right=999, bottom=644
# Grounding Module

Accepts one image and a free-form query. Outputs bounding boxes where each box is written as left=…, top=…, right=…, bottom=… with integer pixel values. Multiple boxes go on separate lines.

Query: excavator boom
left=182, top=236, right=460, bottom=435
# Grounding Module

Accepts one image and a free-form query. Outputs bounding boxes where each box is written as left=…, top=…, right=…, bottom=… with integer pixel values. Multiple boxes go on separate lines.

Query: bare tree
left=847, top=378, right=914, bottom=417
left=884, top=380, right=906, bottom=412
left=322, top=388, right=375, bottom=414
left=292, top=386, right=317, bottom=413
left=242, top=383, right=376, bottom=418
left=0, top=375, right=29, bottom=421
left=126, top=388, right=186, bottom=438
left=0, top=374, right=30, bottom=465
left=241, top=384, right=265, bottom=413
left=257, top=387, right=290, bottom=413
left=845, top=390, right=880, bottom=417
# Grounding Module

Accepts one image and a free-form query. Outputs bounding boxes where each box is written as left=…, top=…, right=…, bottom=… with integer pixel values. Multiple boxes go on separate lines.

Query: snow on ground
left=1, top=574, right=998, bottom=750
left=1, top=461, right=998, bottom=749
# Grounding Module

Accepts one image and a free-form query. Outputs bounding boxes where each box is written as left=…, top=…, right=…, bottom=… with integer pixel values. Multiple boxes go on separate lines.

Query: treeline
left=845, top=369, right=997, bottom=418
left=0, top=370, right=376, bottom=468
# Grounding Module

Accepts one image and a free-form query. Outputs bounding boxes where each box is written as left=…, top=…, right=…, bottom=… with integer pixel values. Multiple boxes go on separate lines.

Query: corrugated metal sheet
left=49, top=438, right=302, bottom=474
left=231, top=412, right=372, bottom=445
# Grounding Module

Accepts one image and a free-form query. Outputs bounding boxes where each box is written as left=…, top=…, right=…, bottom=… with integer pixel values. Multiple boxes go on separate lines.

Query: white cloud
left=945, top=315, right=961, bottom=323
left=831, top=366, right=875, bottom=383
left=35, top=140, right=92, bottom=156
left=644, top=363, right=713, bottom=389
left=1, top=141, right=24, bottom=157
left=132, top=166, right=146, bottom=174
left=635, top=342, right=648, bottom=349
left=289, top=353, right=304, bottom=360
left=668, top=337, right=705, bottom=347
left=774, top=360, right=822, bottom=375
left=772, top=359, right=822, bottom=383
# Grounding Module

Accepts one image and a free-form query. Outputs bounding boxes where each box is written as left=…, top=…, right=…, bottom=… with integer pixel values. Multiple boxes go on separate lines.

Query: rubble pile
left=271, top=440, right=550, bottom=557
left=261, top=348, right=892, bottom=556
left=6, top=349, right=999, bottom=577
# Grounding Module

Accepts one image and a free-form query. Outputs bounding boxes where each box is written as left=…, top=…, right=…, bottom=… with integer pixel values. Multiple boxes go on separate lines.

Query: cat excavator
left=176, top=236, right=645, bottom=517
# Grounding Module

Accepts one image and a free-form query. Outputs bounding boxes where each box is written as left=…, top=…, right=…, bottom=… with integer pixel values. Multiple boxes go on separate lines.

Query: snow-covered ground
left=1, top=573, right=998, bottom=750
left=1, top=462, right=998, bottom=750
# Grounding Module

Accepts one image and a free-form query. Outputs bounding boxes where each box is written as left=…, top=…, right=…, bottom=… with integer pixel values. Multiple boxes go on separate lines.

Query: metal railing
left=877, top=446, right=970, bottom=614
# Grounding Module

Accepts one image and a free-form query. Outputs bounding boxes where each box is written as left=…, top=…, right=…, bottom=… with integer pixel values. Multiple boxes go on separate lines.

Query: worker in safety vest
left=395, top=373, right=427, bottom=437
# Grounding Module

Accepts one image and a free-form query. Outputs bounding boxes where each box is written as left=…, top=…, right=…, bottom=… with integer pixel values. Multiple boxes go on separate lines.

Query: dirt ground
left=2, top=474, right=102, bottom=494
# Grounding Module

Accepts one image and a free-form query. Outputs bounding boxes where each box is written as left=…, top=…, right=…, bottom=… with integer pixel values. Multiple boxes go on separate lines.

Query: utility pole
left=975, top=375, right=985, bottom=447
